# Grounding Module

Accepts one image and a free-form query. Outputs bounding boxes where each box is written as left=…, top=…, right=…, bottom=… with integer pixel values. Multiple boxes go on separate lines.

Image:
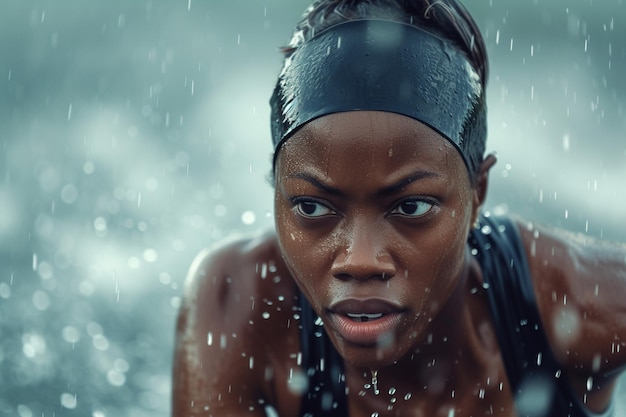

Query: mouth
left=346, top=313, right=384, bottom=322
left=327, top=298, right=405, bottom=346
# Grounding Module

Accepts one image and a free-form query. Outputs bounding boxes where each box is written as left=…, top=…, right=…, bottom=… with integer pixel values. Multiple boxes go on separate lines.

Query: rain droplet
left=62, top=326, right=80, bottom=344
left=94, top=217, right=107, bottom=233
left=262, top=312, right=271, bottom=319
left=92, top=334, right=109, bottom=351
left=60, top=393, right=77, bottom=409
left=0, top=283, right=11, bottom=299
left=32, top=290, right=50, bottom=311
left=241, top=211, right=256, bottom=225
left=107, top=369, right=126, bottom=386
left=143, top=249, right=158, bottom=263
left=562, top=134, right=571, bottom=151
left=61, top=184, right=78, bottom=204
left=17, top=405, right=33, bottom=417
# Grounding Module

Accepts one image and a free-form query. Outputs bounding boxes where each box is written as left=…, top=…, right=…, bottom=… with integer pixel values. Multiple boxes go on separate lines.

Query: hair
left=273, top=0, right=489, bottom=184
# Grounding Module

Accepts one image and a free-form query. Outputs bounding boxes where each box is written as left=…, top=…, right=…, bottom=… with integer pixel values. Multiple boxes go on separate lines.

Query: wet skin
left=273, top=111, right=482, bottom=370
left=172, top=111, right=626, bottom=417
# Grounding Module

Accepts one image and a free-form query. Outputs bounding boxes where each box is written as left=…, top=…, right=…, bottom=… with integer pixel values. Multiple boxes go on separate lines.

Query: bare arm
left=172, top=234, right=303, bottom=417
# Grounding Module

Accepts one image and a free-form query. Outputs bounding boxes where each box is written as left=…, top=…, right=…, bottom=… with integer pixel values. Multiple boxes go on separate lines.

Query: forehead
left=276, top=111, right=468, bottom=183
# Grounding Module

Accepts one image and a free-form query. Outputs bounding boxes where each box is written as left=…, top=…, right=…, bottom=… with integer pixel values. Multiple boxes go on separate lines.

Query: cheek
left=420, top=212, right=471, bottom=302
left=274, top=198, right=320, bottom=287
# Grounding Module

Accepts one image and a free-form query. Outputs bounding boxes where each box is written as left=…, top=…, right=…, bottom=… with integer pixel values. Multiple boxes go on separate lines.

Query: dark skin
left=172, top=111, right=626, bottom=417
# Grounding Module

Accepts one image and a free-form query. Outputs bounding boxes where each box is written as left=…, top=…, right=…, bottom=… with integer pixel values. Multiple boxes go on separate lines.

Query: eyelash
left=289, top=196, right=438, bottom=219
left=290, top=197, right=335, bottom=218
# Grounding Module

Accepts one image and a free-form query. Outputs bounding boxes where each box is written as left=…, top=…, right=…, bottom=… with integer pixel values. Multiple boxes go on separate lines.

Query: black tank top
left=297, top=214, right=613, bottom=417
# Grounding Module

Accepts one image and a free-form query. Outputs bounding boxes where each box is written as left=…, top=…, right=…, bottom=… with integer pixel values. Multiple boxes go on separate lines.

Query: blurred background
left=0, top=0, right=624, bottom=416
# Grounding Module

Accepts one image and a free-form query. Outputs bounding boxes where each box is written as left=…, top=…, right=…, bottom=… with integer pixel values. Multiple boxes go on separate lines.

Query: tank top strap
left=297, top=292, right=348, bottom=417
left=470, top=214, right=610, bottom=417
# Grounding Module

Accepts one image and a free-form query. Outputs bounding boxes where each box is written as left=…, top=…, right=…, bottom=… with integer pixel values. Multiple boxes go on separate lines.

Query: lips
left=327, top=298, right=405, bottom=346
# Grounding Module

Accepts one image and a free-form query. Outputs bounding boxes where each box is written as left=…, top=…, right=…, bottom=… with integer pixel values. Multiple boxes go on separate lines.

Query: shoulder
left=511, top=216, right=626, bottom=376
left=178, top=229, right=299, bottom=346
left=173, top=231, right=302, bottom=415
left=181, top=230, right=289, bottom=308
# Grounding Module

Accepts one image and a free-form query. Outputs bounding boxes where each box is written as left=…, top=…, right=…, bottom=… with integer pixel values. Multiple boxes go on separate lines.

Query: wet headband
left=270, top=19, right=487, bottom=174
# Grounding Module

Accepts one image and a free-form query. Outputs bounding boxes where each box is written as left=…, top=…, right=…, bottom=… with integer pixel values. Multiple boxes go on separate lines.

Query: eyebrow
left=286, top=173, right=343, bottom=195
left=377, top=171, right=440, bottom=197
left=285, top=170, right=440, bottom=196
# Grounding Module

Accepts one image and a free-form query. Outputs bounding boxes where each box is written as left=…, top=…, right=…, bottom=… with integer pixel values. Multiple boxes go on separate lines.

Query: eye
left=293, top=199, right=334, bottom=218
left=390, top=199, right=434, bottom=218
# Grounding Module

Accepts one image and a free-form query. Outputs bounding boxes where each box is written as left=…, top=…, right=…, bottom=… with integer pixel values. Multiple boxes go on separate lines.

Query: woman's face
left=274, top=111, right=481, bottom=369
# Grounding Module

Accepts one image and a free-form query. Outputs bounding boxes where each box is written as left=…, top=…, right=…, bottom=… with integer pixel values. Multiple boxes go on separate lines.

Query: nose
left=330, top=222, right=396, bottom=282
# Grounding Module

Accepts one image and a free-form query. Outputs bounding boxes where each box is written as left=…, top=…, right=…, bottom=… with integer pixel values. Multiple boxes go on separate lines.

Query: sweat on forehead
left=270, top=19, right=487, bottom=177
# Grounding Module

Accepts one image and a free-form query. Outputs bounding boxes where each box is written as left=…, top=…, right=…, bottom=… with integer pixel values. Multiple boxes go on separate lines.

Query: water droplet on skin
left=592, top=354, right=602, bottom=372
left=586, top=376, right=593, bottom=391
left=553, top=305, right=581, bottom=346
left=262, top=312, right=270, bottom=319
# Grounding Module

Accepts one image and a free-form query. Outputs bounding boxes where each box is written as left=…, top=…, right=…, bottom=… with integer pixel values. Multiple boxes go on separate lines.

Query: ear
left=471, top=153, right=497, bottom=224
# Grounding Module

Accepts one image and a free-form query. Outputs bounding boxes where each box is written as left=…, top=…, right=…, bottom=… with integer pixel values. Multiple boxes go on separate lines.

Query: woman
left=172, top=1, right=626, bottom=416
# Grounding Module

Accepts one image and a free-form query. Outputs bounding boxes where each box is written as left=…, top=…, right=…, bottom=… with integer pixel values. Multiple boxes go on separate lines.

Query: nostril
left=332, top=270, right=395, bottom=282
left=333, top=272, right=352, bottom=281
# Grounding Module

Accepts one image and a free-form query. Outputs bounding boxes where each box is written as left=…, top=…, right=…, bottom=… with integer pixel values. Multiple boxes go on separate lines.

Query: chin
left=334, top=334, right=409, bottom=370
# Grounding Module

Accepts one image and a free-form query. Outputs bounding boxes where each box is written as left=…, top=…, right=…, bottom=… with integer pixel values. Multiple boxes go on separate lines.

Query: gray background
left=0, top=0, right=624, bottom=416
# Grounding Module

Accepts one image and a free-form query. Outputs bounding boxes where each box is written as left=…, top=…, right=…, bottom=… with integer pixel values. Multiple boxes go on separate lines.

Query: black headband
left=270, top=19, right=486, bottom=174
